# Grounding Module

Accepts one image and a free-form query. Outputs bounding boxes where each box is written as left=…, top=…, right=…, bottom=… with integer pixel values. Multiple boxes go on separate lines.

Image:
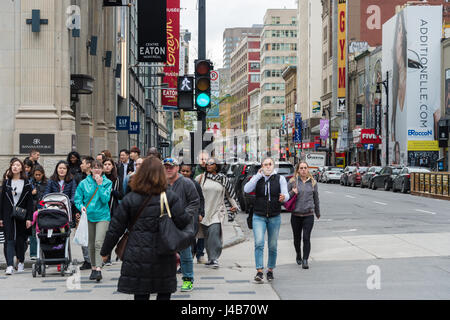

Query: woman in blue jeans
left=243, top=157, right=290, bottom=283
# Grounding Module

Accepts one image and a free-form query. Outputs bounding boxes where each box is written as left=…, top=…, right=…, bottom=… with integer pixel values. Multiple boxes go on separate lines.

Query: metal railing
left=411, top=172, right=450, bottom=199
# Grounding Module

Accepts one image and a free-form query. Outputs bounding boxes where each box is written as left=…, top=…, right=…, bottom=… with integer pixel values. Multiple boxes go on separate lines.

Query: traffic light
left=194, top=59, right=212, bottom=109
left=177, top=75, right=194, bottom=110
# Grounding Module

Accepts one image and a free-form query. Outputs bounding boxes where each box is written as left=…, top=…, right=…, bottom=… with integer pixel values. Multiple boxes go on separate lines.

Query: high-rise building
left=223, top=26, right=262, bottom=70
left=260, top=9, right=297, bottom=158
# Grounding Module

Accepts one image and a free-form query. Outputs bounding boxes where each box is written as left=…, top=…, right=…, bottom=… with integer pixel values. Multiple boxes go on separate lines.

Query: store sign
left=294, top=112, right=302, bottom=143
left=361, top=129, right=382, bottom=144
left=337, top=0, right=347, bottom=113
left=20, top=134, right=55, bottom=154
left=116, top=116, right=130, bottom=130
left=128, top=122, right=140, bottom=135
left=138, top=0, right=166, bottom=62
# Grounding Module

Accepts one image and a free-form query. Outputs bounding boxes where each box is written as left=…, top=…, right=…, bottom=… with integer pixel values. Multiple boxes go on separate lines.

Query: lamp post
left=322, top=104, right=332, bottom=166
left=377, top=71, right=389, bottom=166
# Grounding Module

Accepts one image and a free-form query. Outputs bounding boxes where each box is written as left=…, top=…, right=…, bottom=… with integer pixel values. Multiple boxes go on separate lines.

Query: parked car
left=360, top=166, right=382, bottom=188
left=340, top=166, right=357, bottom=186
left=392, top=167, right=431, bottom=193
left=241, top=161, right=295, bottom=213
left=322, top=167, right=344, bottom=183
left=315, top=166, right=329, bottom=182
left=347, top=167, right=368, bottom=187
left=370, top=165, right=403, bottom=190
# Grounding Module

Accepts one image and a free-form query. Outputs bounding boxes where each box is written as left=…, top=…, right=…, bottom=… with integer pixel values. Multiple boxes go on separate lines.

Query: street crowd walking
left=0, top=148, right=322, bottom=299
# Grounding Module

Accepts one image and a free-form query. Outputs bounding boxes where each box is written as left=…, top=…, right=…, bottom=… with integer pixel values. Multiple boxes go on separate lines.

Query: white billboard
left=382, top=5, right=442, bottom=165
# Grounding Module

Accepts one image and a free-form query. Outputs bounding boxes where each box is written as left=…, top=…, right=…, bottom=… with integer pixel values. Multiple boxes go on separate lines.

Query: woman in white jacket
left=195, top=158, right=238, bottom=269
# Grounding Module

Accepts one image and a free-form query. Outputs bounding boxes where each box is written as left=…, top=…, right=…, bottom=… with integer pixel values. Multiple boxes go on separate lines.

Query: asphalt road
left=267, top=181, right=450, bottom=299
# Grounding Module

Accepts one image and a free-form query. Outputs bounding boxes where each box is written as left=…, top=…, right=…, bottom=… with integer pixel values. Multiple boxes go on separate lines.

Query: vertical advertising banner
left=137, top=1, right=166, bottom=62
left=337, top=0, right=347, bottom=113
left=294, top=112, right=302, bottom=143
left=162, top=0, right=180, bottom=109
left=320, top=119, right=329, bottom=141
left=383, top=6, right=442, bottom=166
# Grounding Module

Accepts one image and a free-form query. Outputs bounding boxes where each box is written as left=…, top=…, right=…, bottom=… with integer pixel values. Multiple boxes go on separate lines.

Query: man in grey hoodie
left=164, top=158, right=200, bottom=292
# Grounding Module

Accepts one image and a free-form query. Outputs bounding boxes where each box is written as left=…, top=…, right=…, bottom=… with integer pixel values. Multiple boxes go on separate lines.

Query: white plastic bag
left=73, top=213, right=88, bottom=247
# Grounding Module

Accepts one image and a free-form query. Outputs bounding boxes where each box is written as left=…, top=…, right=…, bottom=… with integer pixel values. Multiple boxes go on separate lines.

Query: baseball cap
left=163, top=158, right=179, bottom=166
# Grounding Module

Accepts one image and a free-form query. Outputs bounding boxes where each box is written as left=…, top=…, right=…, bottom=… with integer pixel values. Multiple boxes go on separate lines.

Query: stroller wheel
left=32, top=264, right=36, bottom=278
left=41, top=264, right=46, bottom=277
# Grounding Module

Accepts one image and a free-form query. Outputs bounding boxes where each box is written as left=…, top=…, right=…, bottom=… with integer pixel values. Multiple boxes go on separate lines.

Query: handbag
left=74, top=187, right=98, bottom=246
left=284, top=193, right=298, bottom=212
left=12, top=206, right=27, bottom=221
left=157, top=192, right=195, bottom=255
left=115, top=195, right=152, bottom=261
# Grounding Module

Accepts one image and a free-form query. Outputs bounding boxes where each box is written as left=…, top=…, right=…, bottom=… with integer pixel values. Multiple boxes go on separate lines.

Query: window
left=250, top=74, right=260, bottom=83
left=250, top=62, right=260, bottom=70
left=272, top=16, right=280, bottom=24
left=323, top=78, right=327, bottom=94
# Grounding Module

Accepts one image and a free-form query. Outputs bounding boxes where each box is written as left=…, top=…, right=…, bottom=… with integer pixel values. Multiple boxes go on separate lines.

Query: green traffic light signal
left=196, top=93, right=210, bottom=108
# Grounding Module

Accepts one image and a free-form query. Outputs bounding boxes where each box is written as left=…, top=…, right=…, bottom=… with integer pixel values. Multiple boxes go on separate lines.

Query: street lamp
left=377, top=71, right=389, bottom=166
left=322, top=104, right=332, bottom=166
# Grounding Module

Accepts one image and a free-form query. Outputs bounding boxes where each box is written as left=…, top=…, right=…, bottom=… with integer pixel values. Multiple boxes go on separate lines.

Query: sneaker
left=17, top=263, right=25, bottom=273
left=177, top=267, right=182, bottom=274
left=30, top=256, right=37, bottom=261
left=104, top=258, right=112, bottom=266
left=254, top=271, right=264, bottom=284
left=80, top=261, right=92, bottom=270
left=96, top=270, right=102, bottom=282
left=181, top=280, right=193, bottom=292
left=266, top=270, right=274, bottom=282
left=197, top=256, right=207, bottom=264
left=89, top=270, right=97, bottom=280
left=205, top=260, right=219, bottom=269
left=5, top=266, right=14, bottom=275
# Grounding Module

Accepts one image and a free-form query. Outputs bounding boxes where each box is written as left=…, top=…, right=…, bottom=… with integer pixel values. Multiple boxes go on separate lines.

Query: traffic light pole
left=198, top=0, right=207, bottom=149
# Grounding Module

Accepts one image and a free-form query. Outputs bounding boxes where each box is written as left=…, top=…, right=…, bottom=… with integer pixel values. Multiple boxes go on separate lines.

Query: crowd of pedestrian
left=0, top=147, right=321, bottom=298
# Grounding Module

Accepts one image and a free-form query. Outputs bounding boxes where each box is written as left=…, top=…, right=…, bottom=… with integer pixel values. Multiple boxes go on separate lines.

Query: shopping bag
left=73, top=213, right=88, bottom=247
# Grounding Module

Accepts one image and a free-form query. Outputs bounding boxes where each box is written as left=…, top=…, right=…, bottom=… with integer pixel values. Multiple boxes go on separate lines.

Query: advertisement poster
left=137, top=1, right=166, bottom=62
left=382, top=6, right=442, bottom=166
left=162, top=0, right=180, bottom=108
left=337, top=0, right=347, bottom=113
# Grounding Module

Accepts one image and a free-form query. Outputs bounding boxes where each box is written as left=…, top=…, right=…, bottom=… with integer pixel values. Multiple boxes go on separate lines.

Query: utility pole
left=198, top=0, right=207, bottom=149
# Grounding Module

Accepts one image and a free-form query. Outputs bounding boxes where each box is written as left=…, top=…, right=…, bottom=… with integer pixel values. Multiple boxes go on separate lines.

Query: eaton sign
left=408, top=129, right=433, bottom=137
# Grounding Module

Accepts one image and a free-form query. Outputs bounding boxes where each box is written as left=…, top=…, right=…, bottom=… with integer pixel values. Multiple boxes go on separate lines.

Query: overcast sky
left=180, top=0, right=297, bottom=71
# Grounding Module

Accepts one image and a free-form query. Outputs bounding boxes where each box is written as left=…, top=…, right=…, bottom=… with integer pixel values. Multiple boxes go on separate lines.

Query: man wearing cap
left=163, top=158, right=200, bottom=292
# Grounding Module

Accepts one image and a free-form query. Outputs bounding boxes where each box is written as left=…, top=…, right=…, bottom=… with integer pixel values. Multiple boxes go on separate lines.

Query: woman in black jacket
left=100, top=156, right=190, bottom=300
left=102, top=158, right=123, bottom=265
left=29, top=165, right=48, bottom=259
left=0, top=158, right=33, bottom=275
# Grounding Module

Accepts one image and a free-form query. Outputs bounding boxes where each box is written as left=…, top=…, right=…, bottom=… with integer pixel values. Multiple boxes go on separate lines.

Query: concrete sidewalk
left=0, top=211, right=283, bottom=300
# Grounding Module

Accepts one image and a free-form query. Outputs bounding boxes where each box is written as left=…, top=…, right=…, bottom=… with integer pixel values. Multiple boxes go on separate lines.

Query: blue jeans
left=179, top=246, right=194, bottom=281
left=252, top=214, right=281, bottom=270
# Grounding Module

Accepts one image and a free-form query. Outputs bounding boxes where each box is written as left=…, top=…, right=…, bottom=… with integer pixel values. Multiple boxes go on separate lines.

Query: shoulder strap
left=160, top=192, right=172, bottom=218
left=129, top=195, right=152, bottom=231
left=85, top=187, right=98, bottom=209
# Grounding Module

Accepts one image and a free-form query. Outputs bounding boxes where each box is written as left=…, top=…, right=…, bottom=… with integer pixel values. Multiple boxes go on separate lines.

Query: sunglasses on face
left=207, top=162, right=216, bottom=166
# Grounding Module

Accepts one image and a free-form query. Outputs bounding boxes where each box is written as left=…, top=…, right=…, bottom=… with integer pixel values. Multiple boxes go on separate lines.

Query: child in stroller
left=31, top=193, right=75, bottom=277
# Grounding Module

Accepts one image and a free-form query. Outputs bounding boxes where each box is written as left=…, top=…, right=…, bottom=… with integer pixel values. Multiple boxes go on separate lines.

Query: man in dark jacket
left=164, top=158, right=200, bottom=292
left=180, top=163, right=206, bottom=264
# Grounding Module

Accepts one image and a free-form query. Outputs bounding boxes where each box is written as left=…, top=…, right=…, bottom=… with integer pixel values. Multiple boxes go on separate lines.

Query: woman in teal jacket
left=74, top=160, right=112, bottom=282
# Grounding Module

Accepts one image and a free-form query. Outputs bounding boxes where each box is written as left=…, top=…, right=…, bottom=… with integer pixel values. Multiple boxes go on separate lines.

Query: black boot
left=96, top=270, right=102, bottom=282
left=302, top=259, right=309, bottom=269
left=296, top=253, right=302, bottom=265
left=89, top=270, right=97, bottom=280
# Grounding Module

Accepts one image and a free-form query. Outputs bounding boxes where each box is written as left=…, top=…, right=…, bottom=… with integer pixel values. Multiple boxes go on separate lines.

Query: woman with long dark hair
left=102, top=158, right=123, bottom=265
left=29, top=165, right=48, bottom=260
left=100, top=156, right=191, bottom=300
left=44, top=161, right=77, bottom=201
left=0, top=158, right=33, bottom=275
left=67, top=151, right=82, bottom=178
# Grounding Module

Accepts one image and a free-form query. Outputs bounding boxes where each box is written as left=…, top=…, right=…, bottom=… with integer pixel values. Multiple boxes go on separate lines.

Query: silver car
left=322, top=167, right=343, bottom=183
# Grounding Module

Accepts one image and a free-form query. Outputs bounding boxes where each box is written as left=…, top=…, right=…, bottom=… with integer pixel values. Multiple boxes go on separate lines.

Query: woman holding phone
left=74, top=160, right=112, bottom=282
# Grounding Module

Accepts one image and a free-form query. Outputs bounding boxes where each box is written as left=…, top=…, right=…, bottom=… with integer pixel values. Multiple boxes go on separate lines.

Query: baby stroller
left=32, top=193, right=76, bottom=277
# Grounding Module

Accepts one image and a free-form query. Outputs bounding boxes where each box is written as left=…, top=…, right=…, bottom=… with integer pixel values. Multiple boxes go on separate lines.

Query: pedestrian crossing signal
left=177, top=76, right=194, bottom=110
